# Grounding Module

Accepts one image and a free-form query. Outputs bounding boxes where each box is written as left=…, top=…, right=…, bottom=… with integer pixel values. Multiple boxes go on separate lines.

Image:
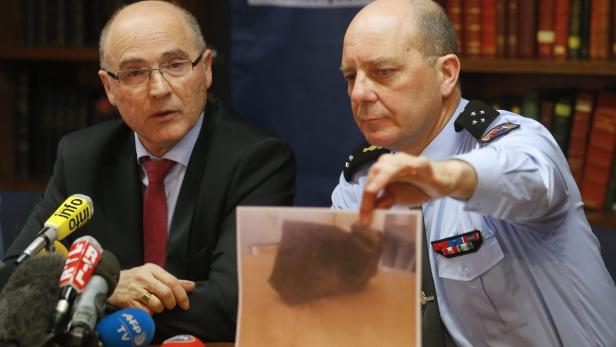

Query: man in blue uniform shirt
left=332, top=0, right=616, bottom=346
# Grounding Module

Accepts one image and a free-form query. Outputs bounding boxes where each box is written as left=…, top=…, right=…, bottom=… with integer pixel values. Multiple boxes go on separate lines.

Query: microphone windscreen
left=0, top=261, right=17, bottom=292
left=94, top=251, right=121, bottom=294
left=96, top=308, right=155, bottom=347
left=162, top=334, right=206, bottom=346
left=0, top=254, right=65, bottom=346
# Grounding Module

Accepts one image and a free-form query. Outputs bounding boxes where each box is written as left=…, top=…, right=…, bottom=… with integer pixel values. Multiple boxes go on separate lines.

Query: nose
left=148, top=69, right=171, bottom=97
left=350, top=73, right=377, bottom=105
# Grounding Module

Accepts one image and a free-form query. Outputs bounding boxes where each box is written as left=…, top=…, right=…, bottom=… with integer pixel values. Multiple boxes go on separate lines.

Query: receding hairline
left=98, top=1, right=206, bottom=69
left=350, top=0, right=458, bottom=59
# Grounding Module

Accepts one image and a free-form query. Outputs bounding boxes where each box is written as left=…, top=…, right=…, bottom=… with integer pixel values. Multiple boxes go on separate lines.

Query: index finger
left=359, top=188, right=377, bottom=225
left=153, top=269, right=191, bottom=311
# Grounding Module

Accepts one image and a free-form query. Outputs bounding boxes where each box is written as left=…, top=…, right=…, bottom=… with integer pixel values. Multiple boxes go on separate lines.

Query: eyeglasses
left=105, top=49, right=205, bottom=86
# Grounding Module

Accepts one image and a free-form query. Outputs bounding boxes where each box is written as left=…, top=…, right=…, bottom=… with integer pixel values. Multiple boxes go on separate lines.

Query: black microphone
left=64, top=251, right=121, bottom=347
left=16, top=194, right=94, bottom=265
left=0, top=254, right=65, bottom=347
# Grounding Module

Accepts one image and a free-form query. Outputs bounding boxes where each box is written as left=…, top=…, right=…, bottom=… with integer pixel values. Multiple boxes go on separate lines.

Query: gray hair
left=409, top=0, right=458, bottom=65
left=99, top=1, right=207, bottom=69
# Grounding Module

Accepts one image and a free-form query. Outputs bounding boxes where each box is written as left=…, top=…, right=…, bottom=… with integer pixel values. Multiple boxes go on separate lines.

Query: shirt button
left=463, top=265, right=470, bottom=274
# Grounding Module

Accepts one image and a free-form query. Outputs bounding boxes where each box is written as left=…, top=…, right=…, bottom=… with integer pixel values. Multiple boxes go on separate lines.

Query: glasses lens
left=117, top=60, right=193, bottom=85
left=119, top=69, right=149, bottom=86
left=161, top=61, right=191, bottom=78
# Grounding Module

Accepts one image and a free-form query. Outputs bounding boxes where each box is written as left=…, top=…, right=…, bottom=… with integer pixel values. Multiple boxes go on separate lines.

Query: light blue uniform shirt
left=135, top=113, right=203, bottom=234
left=332, top=99, right=616, bottom=346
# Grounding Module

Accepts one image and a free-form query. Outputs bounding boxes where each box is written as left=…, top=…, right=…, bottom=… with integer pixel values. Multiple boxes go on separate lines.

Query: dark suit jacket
left=4, top=98, right=296, bottom=342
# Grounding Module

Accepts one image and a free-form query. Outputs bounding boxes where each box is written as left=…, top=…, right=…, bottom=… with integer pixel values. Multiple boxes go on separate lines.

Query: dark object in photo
left=269, top=221, right=383, bottom=305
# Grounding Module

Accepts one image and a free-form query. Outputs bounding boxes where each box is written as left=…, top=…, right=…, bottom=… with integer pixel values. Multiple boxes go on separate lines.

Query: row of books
left=22, top=0, right=124, bottom=47
left=441, top=0, right=615, bottom=60
left=488, top=89, right=616, bottom=211
left=13, top=68, right=116, bottom=180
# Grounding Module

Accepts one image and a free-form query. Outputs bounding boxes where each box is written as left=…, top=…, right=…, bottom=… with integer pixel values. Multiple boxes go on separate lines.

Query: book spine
left=552, top=96, right=574, bottom=154
left=517, top=0, right=537, bottom=58
left=464, top=0, right=482, bottom=56
left=612, top=0, right=616, bottom=58
left=496, top=0, right=507, bottom=57
left=553, top=0, right=571, bottom=60
left=579, top=0, right=592, bottom=58
left=568, top=0, right=582, bottom=59
left=481, top=0, right=497, bottom=57
left=507, top=0, right=519, bottom=57
left=567, top=91, right=595, bottom=185
left=446, top=0, right=464, bottom=55
left=537, top=0, right=556, bottom=59
left=590, top=0, right=611, bottom=59
left=603, top=152, right=616, bottom=211
left=581, top=91, right=616, bottom=209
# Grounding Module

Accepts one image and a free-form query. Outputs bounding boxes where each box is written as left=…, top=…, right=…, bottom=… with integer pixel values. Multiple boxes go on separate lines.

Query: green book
left=568, top=0, right=582, bottom=59
left=552, top=94, right=575, bottom=155
left=604, top=152, right=616, bottom=212
left=522, top=92, right=540, bottom=120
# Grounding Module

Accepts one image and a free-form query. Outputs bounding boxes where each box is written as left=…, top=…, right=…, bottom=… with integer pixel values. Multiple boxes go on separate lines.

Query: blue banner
left=231, top=1, right=365, bottom=206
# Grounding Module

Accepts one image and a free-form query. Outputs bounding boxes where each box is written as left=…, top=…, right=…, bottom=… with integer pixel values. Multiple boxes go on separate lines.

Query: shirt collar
left=135, top=112, right=204, bottom=167
left=421, top=98, right=469, bottom=161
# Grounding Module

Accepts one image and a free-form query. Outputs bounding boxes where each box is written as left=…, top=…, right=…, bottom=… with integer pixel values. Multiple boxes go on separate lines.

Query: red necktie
left=141, top=157, right=176, bottom=267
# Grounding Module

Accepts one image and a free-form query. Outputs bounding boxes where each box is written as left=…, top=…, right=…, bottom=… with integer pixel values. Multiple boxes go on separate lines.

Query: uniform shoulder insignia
left=343, top=143, right=391, bottom=182
left=479, top=122, right=520, bottom=143
left=453, top=100, right=501, bottom=141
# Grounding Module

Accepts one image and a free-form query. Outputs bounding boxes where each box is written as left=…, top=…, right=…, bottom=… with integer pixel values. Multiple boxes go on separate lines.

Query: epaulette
left=454, top=100, right=501, bottom=141
left=343, top=143, right=391, bottom=182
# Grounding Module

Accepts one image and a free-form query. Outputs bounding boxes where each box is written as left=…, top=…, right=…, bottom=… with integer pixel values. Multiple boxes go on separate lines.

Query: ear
left=437, top=54, right=460, bottom=98
left=201, top=49, right=213, bottom=90
left=98, top=70, right=117, bottom=106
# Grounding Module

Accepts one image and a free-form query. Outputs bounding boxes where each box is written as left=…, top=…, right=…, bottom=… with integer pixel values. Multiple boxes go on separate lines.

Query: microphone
left=0, top=254, right=65, bottom=347
left=65, top=251, right=121, bottom=347
left=162, top=335, right=206, bottom=346
left=96, top=308, right=155, bottom=347
left=16, top=194, right=94, bottom=265
left=52, top=236, right=103, bottom=335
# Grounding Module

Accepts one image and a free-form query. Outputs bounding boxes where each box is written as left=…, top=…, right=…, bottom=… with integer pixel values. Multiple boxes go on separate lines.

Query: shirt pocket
left=436, top=229, right=503, bottom=281
left=436, top=230, right=528, bottom=339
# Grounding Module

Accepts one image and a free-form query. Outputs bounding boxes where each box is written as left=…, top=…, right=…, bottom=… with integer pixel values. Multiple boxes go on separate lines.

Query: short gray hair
left=99, top=1, right=207, bottom=69
left=409, top=0, right=458, bottom=64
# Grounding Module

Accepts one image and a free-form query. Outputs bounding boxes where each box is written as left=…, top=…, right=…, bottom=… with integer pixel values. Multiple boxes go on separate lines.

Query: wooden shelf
left=0, top=181, right=47, bottom=192
left=461, top=58, right=616, bottom=76
left=0, top=47, right=99, bottom=62
left=586, top=210, right=616, bottom=230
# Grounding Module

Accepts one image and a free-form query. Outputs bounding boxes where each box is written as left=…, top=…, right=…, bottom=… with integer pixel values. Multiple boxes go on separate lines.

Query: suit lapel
left=166, top=103, right=215, bottom=276
left=100, top=133, right=144, bottom=268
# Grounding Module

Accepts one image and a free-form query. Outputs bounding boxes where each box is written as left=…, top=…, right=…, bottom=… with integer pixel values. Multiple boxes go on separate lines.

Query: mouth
left=150, top=110, right=178, bottom=119
left=359, top=117, right=387, bottom=123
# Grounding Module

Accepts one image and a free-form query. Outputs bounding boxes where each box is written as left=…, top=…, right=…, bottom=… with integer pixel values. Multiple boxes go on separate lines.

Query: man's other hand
left=107, top=263, right=196, bottom=315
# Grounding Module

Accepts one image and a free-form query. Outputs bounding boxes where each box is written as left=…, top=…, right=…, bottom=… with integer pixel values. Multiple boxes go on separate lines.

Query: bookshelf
left=0, top=0, right=230, bottom=188
left=0, top=1, right=614, bottom=228
left=451, top=0, right=616, bottom=228
left=462, top=58, right=616, bottom=75
left=0, top=47, right=99, bottom=62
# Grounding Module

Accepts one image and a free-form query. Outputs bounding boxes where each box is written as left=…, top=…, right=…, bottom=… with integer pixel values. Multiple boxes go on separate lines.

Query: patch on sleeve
left=479, top=122, right=520, bottom=143
left=343, top=143, right=391, bottom=182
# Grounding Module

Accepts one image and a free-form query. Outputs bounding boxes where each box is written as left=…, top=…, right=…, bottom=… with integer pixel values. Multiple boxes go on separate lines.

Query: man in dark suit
left=3, top=0, right=295, bottom=342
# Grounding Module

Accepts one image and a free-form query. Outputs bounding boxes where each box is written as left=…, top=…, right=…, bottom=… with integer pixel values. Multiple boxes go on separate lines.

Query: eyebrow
left=340, top=57, right=399, bottom=72
left=366, top=57, right=398, bottom=67
left=118, top=49, right=191, bottom=69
